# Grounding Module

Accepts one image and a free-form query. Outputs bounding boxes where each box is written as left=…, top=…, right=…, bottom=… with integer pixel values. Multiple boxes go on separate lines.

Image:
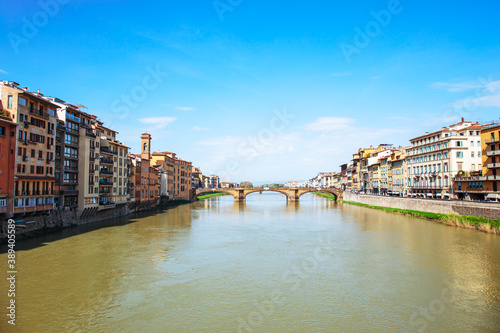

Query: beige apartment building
left=406, top=120, right=485, bottom=198
left=97, top=124, right=130, bottom=209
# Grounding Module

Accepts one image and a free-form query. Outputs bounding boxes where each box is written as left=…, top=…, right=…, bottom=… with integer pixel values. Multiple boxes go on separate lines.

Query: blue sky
left=1, top=0, right=500, bottom=182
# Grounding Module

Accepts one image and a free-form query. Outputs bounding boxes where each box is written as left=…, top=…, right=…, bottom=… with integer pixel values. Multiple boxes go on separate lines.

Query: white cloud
left=371, top=76, right=381, bottom=80
left=330, top=72, right=352, bottom=77
left=430, top=81, right=482, bottom=92
left=304, top=117, right=355, bottom=131
left=453, top=93, right=500, bottom=108
left=0, top=68, right=7, bottom=74
left=139, top=116, right=176, bottom=129
left=193, top=126, right=210, bottom=131
left=175, top=106, right=195, bottom=111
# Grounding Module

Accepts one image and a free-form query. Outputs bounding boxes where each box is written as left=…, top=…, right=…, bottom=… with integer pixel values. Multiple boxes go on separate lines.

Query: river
left=1, top=192, right=499, bottom=332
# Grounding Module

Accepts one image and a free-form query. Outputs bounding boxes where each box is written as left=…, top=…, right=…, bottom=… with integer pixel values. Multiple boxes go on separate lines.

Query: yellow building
left=453, top=123, right=500, bottom=200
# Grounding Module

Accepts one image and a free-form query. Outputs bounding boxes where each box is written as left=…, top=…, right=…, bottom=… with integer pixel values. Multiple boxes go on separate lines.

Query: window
left=456, top=141, right=463, bottom=147
left=0, top=126, right=5, bottom=136
left=18, top=97, right=27, bottom=107
left=471, top=152, right=474, bottom=158
left=471, top=141, right=474, bottom=147
left=7, top=95, right=13, bottom=108
left=456, top=152, right=463, bottom=158
left=458, top=163, right=463, bottom=171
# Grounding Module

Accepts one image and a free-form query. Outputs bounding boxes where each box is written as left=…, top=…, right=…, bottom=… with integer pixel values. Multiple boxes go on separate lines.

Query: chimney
left=23, top=87, right=28, bottom=90
left=461, top=117, right=464, bottom=122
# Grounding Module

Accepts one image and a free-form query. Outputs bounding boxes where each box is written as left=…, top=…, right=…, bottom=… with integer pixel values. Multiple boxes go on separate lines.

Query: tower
left=141, top=133, right=151, bottom=160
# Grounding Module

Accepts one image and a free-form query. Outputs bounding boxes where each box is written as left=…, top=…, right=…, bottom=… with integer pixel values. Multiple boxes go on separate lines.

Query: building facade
left=407, top=120, right=484, bottom=198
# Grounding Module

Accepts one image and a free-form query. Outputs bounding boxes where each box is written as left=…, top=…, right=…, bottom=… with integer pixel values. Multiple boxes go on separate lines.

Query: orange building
left=0, top=108, right=17, bottom=220
left=128, top=134, right=158, bottom=210
left=151, top=150, right=192, bottom=200
left=0, top=82, right=58, bottom=216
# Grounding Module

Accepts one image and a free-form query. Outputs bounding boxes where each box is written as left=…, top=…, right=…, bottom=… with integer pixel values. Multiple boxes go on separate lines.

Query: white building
left=406, top=119, right=485, bottom=198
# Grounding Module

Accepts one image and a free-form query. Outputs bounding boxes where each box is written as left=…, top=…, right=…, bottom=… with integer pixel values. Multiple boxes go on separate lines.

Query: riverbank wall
left=0, top=200, right=194, bottom=242
left=343, top=192, right=500, bottom=220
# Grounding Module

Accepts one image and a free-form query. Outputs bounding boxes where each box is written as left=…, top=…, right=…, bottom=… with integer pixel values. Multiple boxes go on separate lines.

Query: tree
left=240, top=181, right=253, bottom=188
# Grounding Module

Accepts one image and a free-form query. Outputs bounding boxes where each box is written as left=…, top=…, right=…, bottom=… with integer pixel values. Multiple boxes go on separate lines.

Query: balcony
left=487, top=175, right=500, bottom=181
left=66, top=113, right=81, bottom=123
left=100, top=157, right=114, bottom=166
left=454, top=176, right=487, bottom=182
left=487, top=163, right=500, bottom=169
left=409, top=185, right=444, bottom=190
left=486, top=150, right=500, bottom=157
left=86, top=129, right=97, bottom=138
left=29, top=107, right=49, bottom=119
left=100, top=169, right=113, bottom=176
left=62, top=190, right=79, bottom=196
left=486, top=139, right=500, bottom=145
left=64, top=166, right=78, bottom=172
left=99, top=179, right=113, bottom=186
left=100, top=147, right=117, bottom=155
left=99, top=191, right=111, bottom=196
left=48, top=129, right=54, bottom=135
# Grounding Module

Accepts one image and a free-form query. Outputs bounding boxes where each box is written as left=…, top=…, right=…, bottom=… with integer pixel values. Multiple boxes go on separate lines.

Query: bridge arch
left=195, top=188, right=342, bottom=202
left=297, top=189, right=339, bottom=201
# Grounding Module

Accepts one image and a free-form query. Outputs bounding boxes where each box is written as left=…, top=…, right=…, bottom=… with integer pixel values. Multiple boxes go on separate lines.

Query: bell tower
left=141, top=133, right=151, bottom=160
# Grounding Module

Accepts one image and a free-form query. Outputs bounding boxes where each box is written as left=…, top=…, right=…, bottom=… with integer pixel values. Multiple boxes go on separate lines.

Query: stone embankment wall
left=1, top=205, right=144, bottom=239
left=343, top=192, right=500, bottom=220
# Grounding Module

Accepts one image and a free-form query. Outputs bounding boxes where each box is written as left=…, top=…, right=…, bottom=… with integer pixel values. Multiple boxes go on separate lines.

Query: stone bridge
left=195, top=187, right=343, bottom=202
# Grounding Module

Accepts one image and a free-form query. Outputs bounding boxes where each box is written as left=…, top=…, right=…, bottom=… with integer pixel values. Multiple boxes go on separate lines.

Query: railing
left=86, top=129, right=96, bottom=138
left=100, top=158, right=114, bottom=165
left=99, top=180, right=113, bottom=186
left=29, top=108, right=49, bottom=119
left=64, top=166, right=78, bottom=172
left=100, top=169, right=113, bottom=175
left=487, top=175, right=500, bottom=180
left=66, top=113, right=81, bottom=123
left=100, top=147, right=117, bottom=155
left=408, top=185, right=444, bottom=189
left=487, top=163, right=500, bottom=168
left=486, top=150, right=500, bottom=156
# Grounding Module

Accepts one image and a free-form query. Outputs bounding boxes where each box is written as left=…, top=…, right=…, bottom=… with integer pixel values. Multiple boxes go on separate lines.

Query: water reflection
left=0, top=193, right=498, bottom=332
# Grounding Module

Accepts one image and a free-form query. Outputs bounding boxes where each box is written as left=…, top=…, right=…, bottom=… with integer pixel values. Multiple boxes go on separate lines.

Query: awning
left=443, top=193, right=450, bottom=197
left=486, top=193, right=500, bottom=199
left=426, top=193, right=433, bottom=197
